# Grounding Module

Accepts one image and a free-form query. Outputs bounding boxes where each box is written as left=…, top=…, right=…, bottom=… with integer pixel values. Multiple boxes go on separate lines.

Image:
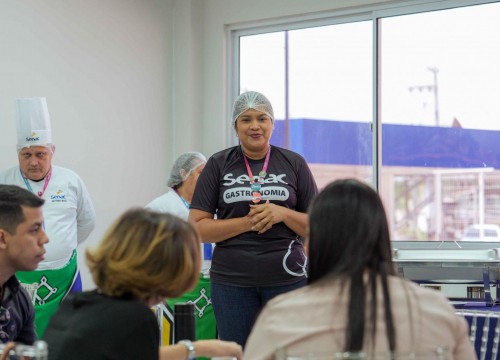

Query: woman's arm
left=0, top=343, right=15, bottom=360
left=189, top=208, right=254, bottom=243
left=248, top=201, right=308, bottom=237
left=159, top=340, right=243, bottom=360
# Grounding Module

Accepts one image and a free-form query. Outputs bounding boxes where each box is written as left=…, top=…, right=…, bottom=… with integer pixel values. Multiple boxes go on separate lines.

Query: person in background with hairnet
left=0, top=97, right=96, bottom=338
left=145, top=152, right=218, bottom=345
left=146, top=152, right=206, bottom=221
left=189, top=91, right=318, bottom=348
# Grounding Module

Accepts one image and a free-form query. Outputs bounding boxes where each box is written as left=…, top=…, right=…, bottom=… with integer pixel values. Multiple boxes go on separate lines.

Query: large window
left=234, top=0, right=500, bottom=242
left=380, top=3, right=500, bottom=241
left=240, top=21, right=373, bottom=190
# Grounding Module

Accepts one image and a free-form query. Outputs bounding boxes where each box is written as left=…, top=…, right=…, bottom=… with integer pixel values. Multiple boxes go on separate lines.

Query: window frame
left=226, top=0, right=500, bottom=249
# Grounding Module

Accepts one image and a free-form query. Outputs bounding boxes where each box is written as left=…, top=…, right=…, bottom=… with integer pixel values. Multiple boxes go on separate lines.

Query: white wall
left=1, top=0, right=395, bottom=289
left=0, top=0, right=177, bottom=289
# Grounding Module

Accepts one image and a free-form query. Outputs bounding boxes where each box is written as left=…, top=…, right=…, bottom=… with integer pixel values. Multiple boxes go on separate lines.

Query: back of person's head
left=0, top=184, right=45, bottom=234
left=308, top=179, right=393, bottom=281
left=86, top=208, right=200, bottom=303
left=167, top=152, right=207, bottom=188
left=307, top=179, right=396, bottom=352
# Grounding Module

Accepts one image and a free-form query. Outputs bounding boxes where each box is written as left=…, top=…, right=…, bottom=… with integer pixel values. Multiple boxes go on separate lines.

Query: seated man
left=0, top=184, right=49, bottom=344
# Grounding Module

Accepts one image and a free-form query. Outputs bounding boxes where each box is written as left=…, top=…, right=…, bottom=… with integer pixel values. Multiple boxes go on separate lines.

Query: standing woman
left=189, top=91, right=318, bottom=347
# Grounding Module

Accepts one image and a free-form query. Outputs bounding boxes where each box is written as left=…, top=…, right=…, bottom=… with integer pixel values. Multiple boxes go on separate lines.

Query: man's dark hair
left=0, top=185, right=45, bottom=234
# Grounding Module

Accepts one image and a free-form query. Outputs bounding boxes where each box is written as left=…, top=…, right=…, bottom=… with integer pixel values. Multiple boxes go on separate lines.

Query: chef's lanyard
left=20, top=167, right=52, bottom=230
left=243, top=146, right=271, bottom=203
left=20, top=167, right=52, bottom=198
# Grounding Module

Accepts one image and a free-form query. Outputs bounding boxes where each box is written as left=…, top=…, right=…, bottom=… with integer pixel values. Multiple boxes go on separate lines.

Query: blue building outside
left=271, top=119, right=500, bottom=170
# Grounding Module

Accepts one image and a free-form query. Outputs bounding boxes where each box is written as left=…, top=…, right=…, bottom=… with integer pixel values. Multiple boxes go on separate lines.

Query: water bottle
left=174, top=303, right=196, bottom=342
left=201, top=243, right=213, bottom=277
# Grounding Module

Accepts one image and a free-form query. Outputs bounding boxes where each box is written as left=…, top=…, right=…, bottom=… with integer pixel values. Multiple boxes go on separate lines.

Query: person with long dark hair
left=245, top=179, right=475, bottom=359
left=190, top=91, right=318, bottom=348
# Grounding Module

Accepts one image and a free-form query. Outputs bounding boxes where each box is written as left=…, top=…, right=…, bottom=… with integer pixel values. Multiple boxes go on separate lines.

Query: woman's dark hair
left=308, top=179, right=396, bottom=352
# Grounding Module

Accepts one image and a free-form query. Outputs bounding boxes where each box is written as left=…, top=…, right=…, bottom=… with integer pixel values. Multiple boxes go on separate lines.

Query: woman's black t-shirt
left=190, top=145, right=318, bottom=287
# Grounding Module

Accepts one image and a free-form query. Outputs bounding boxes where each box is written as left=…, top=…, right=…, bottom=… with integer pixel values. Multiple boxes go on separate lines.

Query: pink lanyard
left=243, top=147, right=271, bottom=203
left=243, top=146, right=271, bottom=184
left=20, top=167, right=52, bottom=197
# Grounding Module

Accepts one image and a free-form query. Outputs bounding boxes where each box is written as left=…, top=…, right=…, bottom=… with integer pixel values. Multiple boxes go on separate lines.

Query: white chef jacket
left=0, top=165, right=96, bottom=270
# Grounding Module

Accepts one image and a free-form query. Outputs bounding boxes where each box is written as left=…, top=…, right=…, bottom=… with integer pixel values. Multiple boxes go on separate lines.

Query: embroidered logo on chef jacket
left=50, top=189, right=67, bottom=202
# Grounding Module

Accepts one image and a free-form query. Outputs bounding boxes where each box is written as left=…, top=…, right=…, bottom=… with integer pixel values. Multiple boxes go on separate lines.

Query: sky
left=240, top=1, right=500, bottom=131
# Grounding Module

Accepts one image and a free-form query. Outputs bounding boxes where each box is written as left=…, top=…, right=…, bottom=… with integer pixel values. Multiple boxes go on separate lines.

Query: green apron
left=165, top=273, right=217, bottom=344
left=17, top=251, right=78, bottom=338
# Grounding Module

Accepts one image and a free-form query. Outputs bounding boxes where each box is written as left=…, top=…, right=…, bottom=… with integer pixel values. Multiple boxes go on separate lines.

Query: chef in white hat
left=0, top=97, right=96, bottom=338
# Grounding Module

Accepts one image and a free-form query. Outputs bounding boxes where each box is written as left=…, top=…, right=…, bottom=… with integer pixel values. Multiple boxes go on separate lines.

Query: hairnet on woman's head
left=232, top=91, right=274, bottom=128
left=167, top=152, right=207, bottom=188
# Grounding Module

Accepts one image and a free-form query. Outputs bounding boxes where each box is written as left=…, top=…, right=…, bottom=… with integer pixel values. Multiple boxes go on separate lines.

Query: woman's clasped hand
left=247, top=200, right=284, bottom=234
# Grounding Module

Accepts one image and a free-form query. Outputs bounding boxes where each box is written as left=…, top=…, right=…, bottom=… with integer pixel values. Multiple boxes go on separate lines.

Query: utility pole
left=427, top=66, right=440, bottom=126
left=408, top=66, right=440, bottom=126
left=284, top=31, right=290, bottom=149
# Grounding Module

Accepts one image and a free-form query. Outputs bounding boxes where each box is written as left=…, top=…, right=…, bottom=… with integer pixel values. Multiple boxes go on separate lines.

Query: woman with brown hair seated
left=43, top=208, right=242, bottom=360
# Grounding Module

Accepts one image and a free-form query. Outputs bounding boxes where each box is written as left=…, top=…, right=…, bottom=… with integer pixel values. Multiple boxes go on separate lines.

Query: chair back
left=153, top=302, right=174, bottom=345
left=0, top=340, right=48, bottom=360
left=455, top=309, right=500, bottom=360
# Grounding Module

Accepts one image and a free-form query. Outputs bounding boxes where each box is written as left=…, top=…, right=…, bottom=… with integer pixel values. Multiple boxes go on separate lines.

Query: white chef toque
left=16, top=97, right=53, bottom=152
